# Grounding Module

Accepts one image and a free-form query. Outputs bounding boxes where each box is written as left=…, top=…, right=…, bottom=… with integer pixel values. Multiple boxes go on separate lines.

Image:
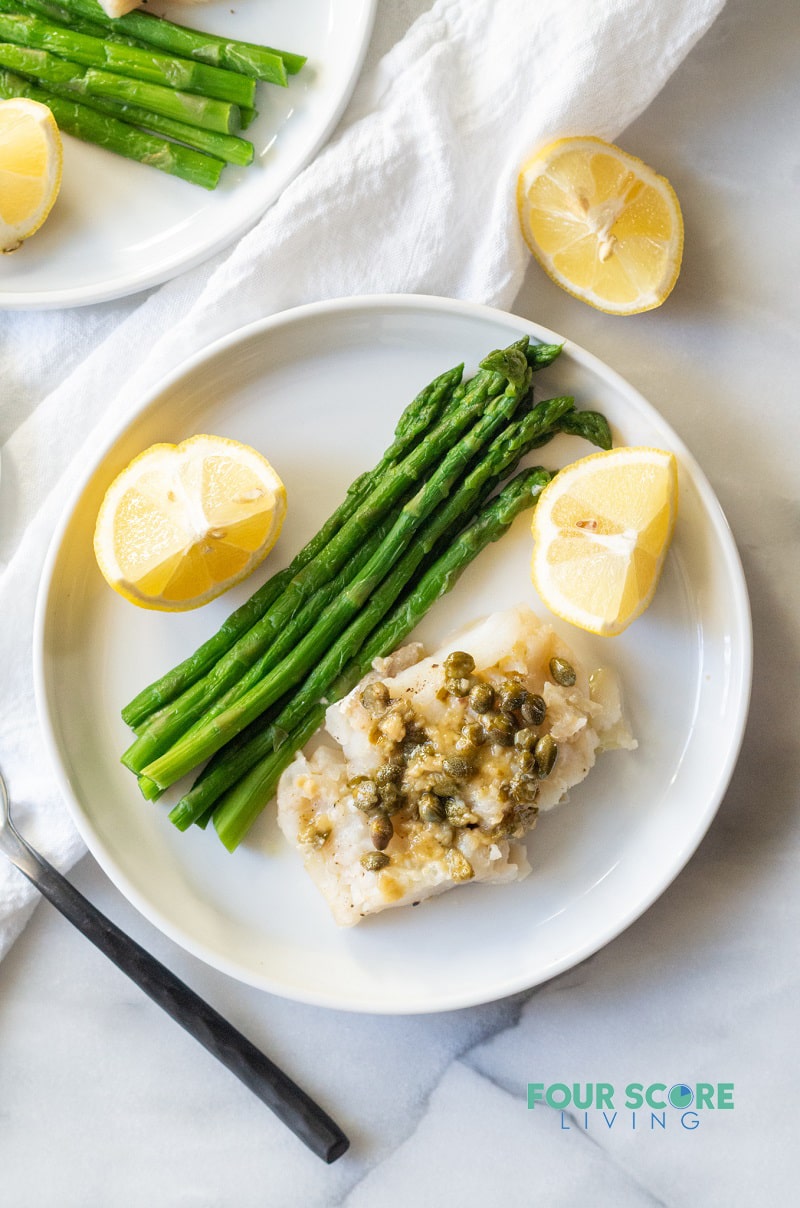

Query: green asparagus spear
left=121, top=364, right=464, bottom=731
left=210, top=467, right=552, bottom=850
left=0, top=66, right=224, bottom=187
left=139, top=367, right=532, bottom=790
left=170, top=398, right=575, bottom=830
left=555, top=409, right=613, bottom=449
left=51, top=0, right=305, bottom=81
left=0, top=41, right=242, bottom=132
left=0, top=12, right=256, bottom=104
left=525, top=341, right=563, bottom=369
left=70, top=90, right=252, bottom=165
left=80, top=65, right=240, bottom=135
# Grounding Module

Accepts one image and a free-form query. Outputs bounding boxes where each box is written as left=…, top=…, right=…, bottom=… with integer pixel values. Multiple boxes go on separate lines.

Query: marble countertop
left=2, top=0, right=799, bottom=1203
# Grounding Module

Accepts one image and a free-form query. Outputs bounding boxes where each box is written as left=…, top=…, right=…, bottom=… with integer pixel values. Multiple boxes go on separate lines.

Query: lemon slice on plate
left=530, top=446, right=678, bottom=636
left=0, top=97, right=63, bottom=254
left=517, top=136, right=683, bottom=315
left=94, top=434, right=287, bottom=611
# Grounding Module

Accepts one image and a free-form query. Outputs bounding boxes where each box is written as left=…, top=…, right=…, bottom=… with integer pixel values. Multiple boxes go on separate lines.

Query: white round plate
left=34, top=295, right=752, bottom=1013
left=0, top=0, right=376, bottom=309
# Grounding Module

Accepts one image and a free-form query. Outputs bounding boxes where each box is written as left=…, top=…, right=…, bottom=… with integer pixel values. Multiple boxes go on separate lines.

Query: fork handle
left=14, top=849, right=349, bottom=1163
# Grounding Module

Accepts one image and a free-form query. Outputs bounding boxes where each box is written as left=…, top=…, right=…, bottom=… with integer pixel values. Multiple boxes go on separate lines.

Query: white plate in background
left=34, top=295, right=752, bottom=1012
left=0, top=0, right=376, bottom=308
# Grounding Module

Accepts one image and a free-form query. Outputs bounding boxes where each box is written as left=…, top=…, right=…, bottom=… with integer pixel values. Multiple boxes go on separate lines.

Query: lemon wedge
left=517, top=136, right=683, bottom=315
left=94, top=434, right=288, bottom=611
left=0, top=97, right=63, bottom=254
left=530, top=446, right=678, bottom=635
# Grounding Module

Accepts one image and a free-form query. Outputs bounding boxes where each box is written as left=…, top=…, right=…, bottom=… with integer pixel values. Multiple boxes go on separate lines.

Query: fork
left=0, top=769, right=349, bottom=1163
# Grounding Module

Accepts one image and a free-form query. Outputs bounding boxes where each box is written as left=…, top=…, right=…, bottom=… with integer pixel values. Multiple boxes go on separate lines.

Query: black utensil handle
left=20, top=851, right=349, bottom=1163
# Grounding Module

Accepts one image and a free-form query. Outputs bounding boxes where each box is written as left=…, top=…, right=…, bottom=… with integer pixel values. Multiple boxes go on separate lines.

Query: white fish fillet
left=277, top=605, right=636, bottom=927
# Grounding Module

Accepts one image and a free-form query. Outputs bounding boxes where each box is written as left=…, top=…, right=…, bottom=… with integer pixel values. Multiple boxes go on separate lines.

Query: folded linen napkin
left=0, top=0, right=725, bottom=959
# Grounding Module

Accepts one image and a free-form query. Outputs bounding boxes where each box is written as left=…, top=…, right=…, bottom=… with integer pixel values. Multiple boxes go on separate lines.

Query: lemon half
left=94, top=434, right=288, bottom=611
left=517, top=136, right=683, bottom=315
left=0, top=97, right=62, bottom=254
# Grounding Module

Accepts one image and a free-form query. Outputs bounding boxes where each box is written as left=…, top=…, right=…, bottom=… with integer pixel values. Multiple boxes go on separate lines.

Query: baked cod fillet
left=277, top=605, right=636, bottom=926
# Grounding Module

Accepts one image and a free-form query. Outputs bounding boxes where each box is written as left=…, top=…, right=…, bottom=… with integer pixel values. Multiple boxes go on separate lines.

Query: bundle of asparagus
left=0, top=0, right=306, bottom=186
left=118, top=337, right=613, bottom=850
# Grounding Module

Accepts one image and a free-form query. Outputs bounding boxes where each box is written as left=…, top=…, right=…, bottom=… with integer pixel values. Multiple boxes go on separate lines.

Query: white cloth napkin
left=0, top=0, right=725, bottom=959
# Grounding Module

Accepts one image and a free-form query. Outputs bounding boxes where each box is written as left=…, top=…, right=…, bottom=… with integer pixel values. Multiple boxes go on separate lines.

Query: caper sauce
left=340, top=652, right=569, bottom=872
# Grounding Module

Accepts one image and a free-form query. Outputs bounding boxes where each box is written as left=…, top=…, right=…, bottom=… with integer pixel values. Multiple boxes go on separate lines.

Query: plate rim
left=0, top=0, right=378, bottom=311
left=33, top=293, right=754, bottom=1013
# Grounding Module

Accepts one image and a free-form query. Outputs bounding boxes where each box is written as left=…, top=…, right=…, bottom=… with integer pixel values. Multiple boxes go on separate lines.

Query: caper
left=446, top=675, right=473, bottom=697
left=298, top=821, right=331, bottom=849
left=535, top=733, right=558, bottom=778
left=444, top=650, right=476, bottom=679
left=454, top=738, right=479, bottom=761
left=520, top=692, right=546, bottom=727
left=461, top=721, right=486, bottom=747
left=510, top=775, right=539, bottom=804
left=419, top=792, right=447, bottom=824
left=361, top=851, right=390, bottom=872
left=406, top=739, right=435, bottom=762
left=485, top=712, right=515, bottom=746
left=444, top=798, right=478, bottom=827
left=549, top=657, right=576, bottom=687
left=378, top=783, right=405, bottom=815
left=518, top=750, right=537, bottom=775
left=445, top=848, right=475, bottom=882
left=430, top=774, right=459, bottom=797
left=496, top=680, right=527, bottom=712
left=442, top=755, right=476, bottom=780
left=514, top=726, right=538, bottom=752
left=489, top=810, right=522, bottom=841
left=498, top=782, right=512, bottom=804
left=468, top=682, right=495, bottom=714
left=369, top=812, right=394, bottom=851
left=376, top=760, right=404, bottom=785
left=403, top=719, right=428, bottom=747
left=360, top=681, right=390, bottom=716
left=352, top=779, right=380, bottom=812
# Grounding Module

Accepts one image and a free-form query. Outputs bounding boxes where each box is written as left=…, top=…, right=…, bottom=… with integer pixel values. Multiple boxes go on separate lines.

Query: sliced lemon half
left=517, top=136, right=684, bottom=315
left=530, top=446, right=678, bottom=636
left=0, top=97, right=63, bottom=254
left=94, top=434, right=288, bottom=611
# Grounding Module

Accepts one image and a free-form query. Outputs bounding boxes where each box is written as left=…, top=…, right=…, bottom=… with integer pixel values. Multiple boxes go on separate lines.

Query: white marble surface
left=2, top=0, right=799, bottom=1203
